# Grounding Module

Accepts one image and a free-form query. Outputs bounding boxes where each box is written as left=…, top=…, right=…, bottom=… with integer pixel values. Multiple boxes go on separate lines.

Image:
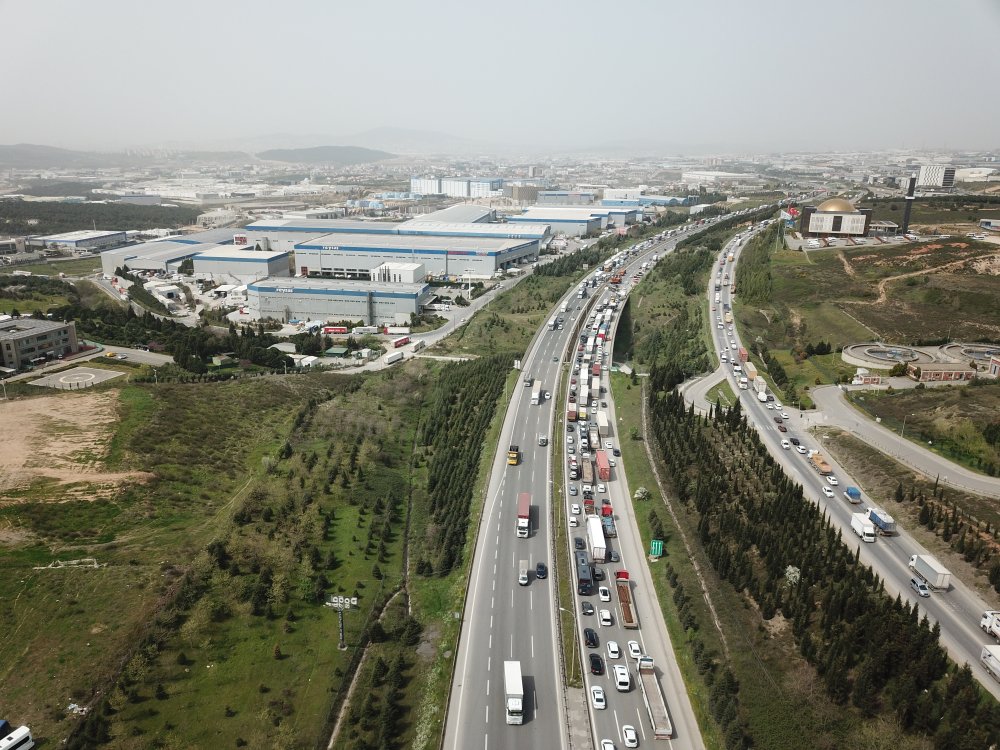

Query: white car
left=766, top=403, right=775, bottom=410
left=623, top=725, right=639, bottom=748
left=822, top=486, right=835, bottom=498
left=609, top=458, right=617, bottom=467
left=569, top=517, right=578, bottom=528
left=600, top=741, right=615, bottom=750
left=826, top=475, right=839, bottom=486
left=571, top=504, right=581, bottom=515
left=599, top=586, right=611, bottom=602
left=599, top=609, right=613, bottom=626
left=597, top=483, right=607, bottom=493
left=605, top=441, right=613, bottom=450
left=796, top=445, right=808, bottom=454
left=627, top=640, right=642, bottom=660
left=591, top=684, right=606, bottom=710
left=607, top=640, right=621, bottom=659
left=781, top=412, right=790, bottom=419
left=780, top=439, right=790, bottom=450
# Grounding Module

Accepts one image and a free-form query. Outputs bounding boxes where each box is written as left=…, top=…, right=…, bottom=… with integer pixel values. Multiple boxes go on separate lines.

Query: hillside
left=256, top=145, right=394, bottom=165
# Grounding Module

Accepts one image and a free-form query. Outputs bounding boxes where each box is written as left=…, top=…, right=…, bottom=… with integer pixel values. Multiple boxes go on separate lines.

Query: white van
left=613, top=664, right=631, bottom=692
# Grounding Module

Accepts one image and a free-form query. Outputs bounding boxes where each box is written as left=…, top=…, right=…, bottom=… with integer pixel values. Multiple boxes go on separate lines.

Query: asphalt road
left=443, top=215, right=750, bottom=750
left=702, top=228, right=1000, bottom=701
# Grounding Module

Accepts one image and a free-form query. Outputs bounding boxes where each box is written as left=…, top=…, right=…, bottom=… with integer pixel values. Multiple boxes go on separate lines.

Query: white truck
left=531, top=384, right=542, bottom=405
left=504, top=660, right=524, bottom=724
left=981, top=611, right=1000, bottom=641
left=908, top=554, right=951, bottom=590
left=637, top=656, right=673, bottom=739
left=385, top=351, right=404, bottom=365
left=596, top=410, right=610, bottom=437
left=850, top=513, right=876, bottom=543
left=757, top=389, right=768, bottom=403
left=587, top=516, right=606, bottom=563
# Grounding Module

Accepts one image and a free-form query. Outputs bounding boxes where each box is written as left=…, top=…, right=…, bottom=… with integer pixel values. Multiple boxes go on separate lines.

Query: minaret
left=901, top=174, right=916, bottom=234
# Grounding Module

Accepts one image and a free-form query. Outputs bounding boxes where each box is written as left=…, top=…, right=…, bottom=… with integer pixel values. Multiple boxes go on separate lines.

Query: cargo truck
left=757, top=390, right=768, bottom=403
left=567, top=407, right=577, bottom=422
left=637, top=656, right=673, bottom=739
left=982, top=646, right=1000, bottom=683
left=850, top=513, right=876, bottom=543
left=516, top=493, right=530, bottom=538
left=866, top=507, right=896, bottom=535
left=518, top=560, right=529, bottom=586
left=601, top=505, right=617, bottom=537
left=591, top=363, right=601, bottom=377
left=507, top=445, right=520, bottom=466
left=385, top=351, right=404, bottom=365
left=587, top=516, right=606, bottom=562
left=581, top=459, right=594, bottom=485
left=531, top=384, right=542, bottom=405
left=615, top=571, right=638, bottom=629
left=753, top=377, right=767, bottom=395
left=523, top=372, right=532, bottom=387
left=744, top=362, right=757, bottom=380
left=595, top=450, right=611, bottom=482
left=809, top=452, right=832, bottom=475
left=843, top=486, right=862, bottom=504
left=548, top=317, right=557, bottom=331
left=909, top=555, right=951, bottom=590
left=738, top=377, right=748, bottom=390
left=596, top=411, right=610, bottom=437
left=589, top=428, right=600, bottom=450
left=738, top=346, right=748, bottom=362
left=981, top=611, right=1000, bottom=641
left=504, top=661, right=524, bottom=724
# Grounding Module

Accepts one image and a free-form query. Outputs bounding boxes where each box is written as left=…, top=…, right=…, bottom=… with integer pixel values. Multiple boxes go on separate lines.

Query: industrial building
left=293, top=232, right=536, bottom=279
left=192, top=247, right=291, bottom=284
left=507, top=205, right=638, bottom=237
left=917, top=165, right=956, bottom=189
left=798, top=198, right=872, bottom=238
left=537, top=190, right=598, bottom=205
left=246, top=277, right=434, bottom=325
left=906, top=362, right=977, bottom=383
left=29, top=229, right=127, bottom=251
left=409, top=177, right=503, bottom=198
left=100, top=228, right=238, bottom=276
left=0, top=318, right=79, bottom=370
left=369, top=262, right=425, bottom=284
left=244, top=216, right=548, bottom=262
left=408, top=204, right=495, bottom=224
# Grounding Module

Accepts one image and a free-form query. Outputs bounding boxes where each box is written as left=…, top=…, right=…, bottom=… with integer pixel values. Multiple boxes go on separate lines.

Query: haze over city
left=2, top=0, right=999, bottom=155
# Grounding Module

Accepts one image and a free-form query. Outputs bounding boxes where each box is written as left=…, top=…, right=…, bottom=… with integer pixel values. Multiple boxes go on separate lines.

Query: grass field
left=861, top=197, right=1000, bottom=231
left=14, top=256, right=103, bottom=276
left=847, top=382, right=1000, bottom=475
left=704, top=378, right=737, bottom=409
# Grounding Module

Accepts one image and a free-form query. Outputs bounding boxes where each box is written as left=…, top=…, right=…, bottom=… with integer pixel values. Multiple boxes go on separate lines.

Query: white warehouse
left=192, top=246, right=291, bottom=285
left=246, top=277, right=434, bottom=326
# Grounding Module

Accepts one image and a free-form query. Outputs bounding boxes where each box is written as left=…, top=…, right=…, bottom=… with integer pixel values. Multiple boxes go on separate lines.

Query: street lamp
left=558, top=606, right=579, bottom=682
left=900, top=412, right=915, bottom=440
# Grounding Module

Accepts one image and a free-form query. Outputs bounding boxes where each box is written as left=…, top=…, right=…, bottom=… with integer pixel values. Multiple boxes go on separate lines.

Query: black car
left=581, top=601, right=594, bottom=616
left=585, top=628, right=599, bottom=649
left=574, top=537, right=586, bottom=550
left=790, top=438, right=800, bottom=446
left=589, top=653, right=604, bottom=675
left=613, top=448, right=621, bottom=457
left=593, top=567, right=605, bottom=581
left=536, top=562, right=547, bottom=580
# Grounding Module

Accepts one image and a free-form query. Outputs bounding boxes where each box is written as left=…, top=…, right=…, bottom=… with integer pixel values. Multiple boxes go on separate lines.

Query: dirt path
left=836, top=250, right=856, bottom=278
left=871, top=257, right=973, bottom=305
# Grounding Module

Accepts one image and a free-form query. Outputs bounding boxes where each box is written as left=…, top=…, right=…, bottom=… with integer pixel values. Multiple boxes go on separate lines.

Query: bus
left=392, top=336, right=410, bottom=348
left=577, top=558, right=593, bottom=595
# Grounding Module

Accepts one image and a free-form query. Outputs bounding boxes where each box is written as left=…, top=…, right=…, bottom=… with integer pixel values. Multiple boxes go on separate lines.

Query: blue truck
left=843, top=486, right=862, bottom=504
left=866, top=507, right=896, bottom=535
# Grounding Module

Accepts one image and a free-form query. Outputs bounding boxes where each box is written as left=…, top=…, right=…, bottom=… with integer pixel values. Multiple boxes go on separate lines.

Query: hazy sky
left=2, top=0, right=998, bottom=154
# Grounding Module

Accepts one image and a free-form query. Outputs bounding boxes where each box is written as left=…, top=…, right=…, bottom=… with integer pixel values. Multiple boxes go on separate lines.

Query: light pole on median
left=900, top=412, right=915, bottom=440
left=558, top=606, right=579, bottom=683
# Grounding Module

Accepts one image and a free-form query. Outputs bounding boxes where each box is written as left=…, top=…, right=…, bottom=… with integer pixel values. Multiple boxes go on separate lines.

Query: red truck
left=590, top=363, right=601, bottom=377
left=738, top=347, right=748, bottom=363
left=616, top=571, right=638, bottom=628
left=595, top=450, right=611, bottom=482
left=567, top=407, right=577, bottom=422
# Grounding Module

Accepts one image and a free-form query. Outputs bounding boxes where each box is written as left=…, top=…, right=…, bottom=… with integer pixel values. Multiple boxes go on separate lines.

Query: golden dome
left=816, top=198, right=855, bottom=213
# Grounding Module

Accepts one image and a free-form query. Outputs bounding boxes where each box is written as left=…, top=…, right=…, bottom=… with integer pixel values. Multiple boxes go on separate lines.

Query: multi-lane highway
left=709, top=226, right=1000, bottom=700
left=444, top=216, right=739, bottom=750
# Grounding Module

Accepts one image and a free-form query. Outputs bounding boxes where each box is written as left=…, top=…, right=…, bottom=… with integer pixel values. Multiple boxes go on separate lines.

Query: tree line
left=0, top=197, right=200, bottom=235
left=646, top=382, right=1000, bottom=748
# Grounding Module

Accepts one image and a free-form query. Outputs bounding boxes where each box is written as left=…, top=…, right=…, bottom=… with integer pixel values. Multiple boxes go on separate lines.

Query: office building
left=0, top=318, right=79, bottom=370
left=917, top=165, right=956, bottom=188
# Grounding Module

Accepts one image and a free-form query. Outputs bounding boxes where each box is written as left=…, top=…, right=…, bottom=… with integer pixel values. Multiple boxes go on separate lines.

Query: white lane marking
left=491, top=595, right=494, bottom=609
left=486, top=678, right=489, bottom=696
left=511, top=589, right=514, bottom=608
left=531, top=635, right=535, bottom=659
left=490, top=615, right=493, bottom=629
left=487, top=656, right=490, bottom=672
left=636, top=707, right=647, bottom=740
left=510, top=633, right=514, bottom=657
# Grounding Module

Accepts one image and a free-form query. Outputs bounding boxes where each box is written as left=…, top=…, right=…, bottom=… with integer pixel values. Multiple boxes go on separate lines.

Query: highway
left=443, top=214, right=752, bottom=750
left=707, top=226, right=1000, bottom=700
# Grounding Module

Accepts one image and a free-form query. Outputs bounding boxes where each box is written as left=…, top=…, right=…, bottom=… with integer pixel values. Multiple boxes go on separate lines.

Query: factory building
left=192, top=246, right=291, bottom=285
left=798, top=198, right=873, bottom=238
left=0, top=317, right=79, bottom=370
left=28, top=229, right=127, bottom=251
left=293, top=233, right=537, bottom=280
left=409, top=177, right=502, bottom=198
left=100, top=228, right=238, bottom=276
left=246, top=277, right=434, bottom=326
left=537, top=190, right=598, bottom=205
left=507, top=205, right=638, bottom=237
left=408, top=204, right=495, bottom=224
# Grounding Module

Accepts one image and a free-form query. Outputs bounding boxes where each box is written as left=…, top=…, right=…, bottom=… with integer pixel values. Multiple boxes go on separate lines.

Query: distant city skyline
left=1, top=0, right=998, bottom=155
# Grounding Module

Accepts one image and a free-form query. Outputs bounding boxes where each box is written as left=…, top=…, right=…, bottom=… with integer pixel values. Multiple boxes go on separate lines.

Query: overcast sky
left=1, top=0, right=998, bottom=154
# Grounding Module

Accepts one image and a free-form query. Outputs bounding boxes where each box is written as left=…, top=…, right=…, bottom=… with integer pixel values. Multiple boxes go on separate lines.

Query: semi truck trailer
left=615, top=570, right=638, bottom=629
left=637, top=656, right=673, bottom=739
left=909, top=555, right=951, bottom=590
left=516, top=493, right=530, bottom=538
left=504, top=661, right=524, bottom=724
